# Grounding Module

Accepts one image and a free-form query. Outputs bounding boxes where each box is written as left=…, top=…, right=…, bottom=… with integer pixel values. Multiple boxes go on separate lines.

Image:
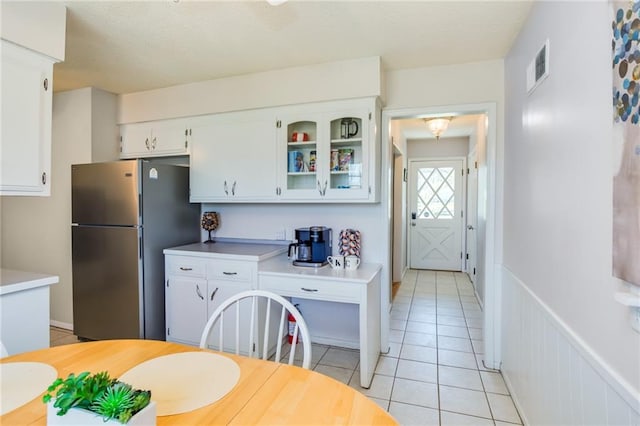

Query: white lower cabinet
left=165, top=254, right=267, bottom=356
left=165, top=277, right=209, bottom=345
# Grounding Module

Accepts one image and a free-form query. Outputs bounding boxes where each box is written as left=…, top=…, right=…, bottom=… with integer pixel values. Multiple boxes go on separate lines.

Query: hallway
left=370, top=269, right=523, bottom=425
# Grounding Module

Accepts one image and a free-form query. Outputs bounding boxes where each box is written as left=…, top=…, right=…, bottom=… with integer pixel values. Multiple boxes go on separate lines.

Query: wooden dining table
left=0, top=339, right=397, bottom=425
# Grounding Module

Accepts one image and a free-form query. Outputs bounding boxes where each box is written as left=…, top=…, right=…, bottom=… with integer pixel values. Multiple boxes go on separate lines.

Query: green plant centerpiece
left=43, top=371, right=152, bottom=424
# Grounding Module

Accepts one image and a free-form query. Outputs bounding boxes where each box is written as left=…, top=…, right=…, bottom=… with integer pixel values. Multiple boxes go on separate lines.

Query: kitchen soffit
left=54, top=0, right=533, bottom=95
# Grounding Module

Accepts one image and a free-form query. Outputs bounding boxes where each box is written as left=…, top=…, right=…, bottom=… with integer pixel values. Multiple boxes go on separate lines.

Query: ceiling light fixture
left=424, top=117, right=452, bottom=140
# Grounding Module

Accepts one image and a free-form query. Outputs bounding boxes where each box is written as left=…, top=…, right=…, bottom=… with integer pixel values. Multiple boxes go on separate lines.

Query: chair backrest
left=199, top=289, right=312, bottom=369
left=0, top=340, right=8, bottom=357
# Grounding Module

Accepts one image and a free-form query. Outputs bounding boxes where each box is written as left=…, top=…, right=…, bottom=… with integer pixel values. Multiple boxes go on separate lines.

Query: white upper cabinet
left=0, top=3, right=65, bottom=197
left=277, top=98, right=379, bottom=202
left=0, top=41, right=54, bottom=196
left=120, top=119, right=191, bottom=158
left=189, top=110, right=278, bottom=203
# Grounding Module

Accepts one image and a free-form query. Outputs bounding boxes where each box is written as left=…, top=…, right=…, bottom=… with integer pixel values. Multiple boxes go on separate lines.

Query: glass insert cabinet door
left=284, top=119, right=318, bottom=193
left=328, top=116, right=364, bottom=192
left=280, top=112, right=369, bottom=199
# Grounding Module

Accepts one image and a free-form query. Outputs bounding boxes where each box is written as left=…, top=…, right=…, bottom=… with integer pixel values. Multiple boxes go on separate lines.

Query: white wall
left=118, top=56, right=382, bottom=124
left=503, top=1, right=640, bottom=422
left=474, top=116, right=488, bottom=306
left=1, top=88, right=118, bottom=327
left=407, top=136, right=469, bottom=158
left=91, top=88, right=120, bottom=162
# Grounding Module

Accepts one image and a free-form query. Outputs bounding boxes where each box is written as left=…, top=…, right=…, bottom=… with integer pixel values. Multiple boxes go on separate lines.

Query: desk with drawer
left=258, top=256, right=381, bottom=388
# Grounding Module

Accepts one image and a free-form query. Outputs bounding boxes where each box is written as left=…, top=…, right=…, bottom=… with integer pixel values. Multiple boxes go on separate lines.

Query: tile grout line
left=388, top=270, right=417, bottom=410
left=456, top=272, right=497, bottom=423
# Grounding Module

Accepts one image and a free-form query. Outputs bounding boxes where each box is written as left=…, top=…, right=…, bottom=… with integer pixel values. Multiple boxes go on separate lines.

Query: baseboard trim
left=501, top=362, right=531, bottom=426
left=50, top=320, right=72, bottom=331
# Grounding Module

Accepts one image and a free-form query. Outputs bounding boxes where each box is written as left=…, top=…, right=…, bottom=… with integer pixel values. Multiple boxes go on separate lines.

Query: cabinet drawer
left=208, top=260, right=253, bottom=282
left=166, top=256, right=206, bottom=278
left=260, top=275, right=360, bottom=302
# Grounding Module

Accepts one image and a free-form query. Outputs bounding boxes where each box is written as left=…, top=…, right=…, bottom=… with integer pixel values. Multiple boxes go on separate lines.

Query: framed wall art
left=611, top=0, right=640, bottom=285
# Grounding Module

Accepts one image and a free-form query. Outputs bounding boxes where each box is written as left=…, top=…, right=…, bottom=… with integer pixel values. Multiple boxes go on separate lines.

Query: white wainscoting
left=501, top=267, right=640, bottom=425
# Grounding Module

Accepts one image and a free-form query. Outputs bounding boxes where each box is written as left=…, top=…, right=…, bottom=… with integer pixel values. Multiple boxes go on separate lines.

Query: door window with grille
left=416, top=167, right=455, bottom=220
left=409, top=159, right=464, bottom=271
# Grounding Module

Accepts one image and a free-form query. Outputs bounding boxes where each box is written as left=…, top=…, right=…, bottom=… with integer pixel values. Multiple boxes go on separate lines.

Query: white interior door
left=466, top=150, right=478, bottom=283
left=409, top=159, right=464, bottom=271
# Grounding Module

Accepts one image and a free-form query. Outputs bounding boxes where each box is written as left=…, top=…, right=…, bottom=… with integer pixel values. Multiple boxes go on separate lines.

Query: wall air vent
left=526, top=39, right=550, bottom=94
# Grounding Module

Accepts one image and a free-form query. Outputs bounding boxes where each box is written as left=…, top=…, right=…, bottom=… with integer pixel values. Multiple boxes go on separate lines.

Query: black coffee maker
left=288, top=226, right=332, bottom=267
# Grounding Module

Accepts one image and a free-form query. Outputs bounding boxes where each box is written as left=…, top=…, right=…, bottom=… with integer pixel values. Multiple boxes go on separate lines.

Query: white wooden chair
left=199, top=290, right=312, bottom=369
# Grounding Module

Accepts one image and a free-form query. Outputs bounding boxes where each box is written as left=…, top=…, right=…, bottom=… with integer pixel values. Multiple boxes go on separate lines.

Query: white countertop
left=163, top=241, right=287, bottom=261
left=259, top=255, right=381, bottom=283
left=0, top=269, right=59, bottom=296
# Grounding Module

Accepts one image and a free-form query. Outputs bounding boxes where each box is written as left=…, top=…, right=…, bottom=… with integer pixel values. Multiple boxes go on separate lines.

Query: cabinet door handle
left=322, top=180, right=328, bottom=196
left=145, top=138, right=150, bottom=150
left=179, top=267, right=193, bottom=271
left=231, top=181, right=237, bottom=196
left=301, top=288, right=319, bottom=292
left=224, top=180, right=229, bottom=195
left=195, top=285, right=204, bottom=300
left=210, top=287, right=219, bottom=301
left=43, top=78, right=49, bottom=91
left=222, top=271, right=238, bottom=276
left=151, top=137, right=157, bottom=150
left=41, top=172, right=47, bottom=185
left=317, top=180, right=322, bottom=196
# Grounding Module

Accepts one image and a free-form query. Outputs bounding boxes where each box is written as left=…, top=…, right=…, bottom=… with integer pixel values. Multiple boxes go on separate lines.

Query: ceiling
left=399, top=114, right=483, bottom=140
left=53, top=0, right=533, bottom=95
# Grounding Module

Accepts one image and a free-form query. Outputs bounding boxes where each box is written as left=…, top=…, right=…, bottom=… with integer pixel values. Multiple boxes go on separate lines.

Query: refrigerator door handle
left=210, top=287, right=219, bottom=301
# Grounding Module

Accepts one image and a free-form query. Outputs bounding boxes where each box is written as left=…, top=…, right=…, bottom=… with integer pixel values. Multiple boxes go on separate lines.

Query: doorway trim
left=381, top=102, right=502, bottom=369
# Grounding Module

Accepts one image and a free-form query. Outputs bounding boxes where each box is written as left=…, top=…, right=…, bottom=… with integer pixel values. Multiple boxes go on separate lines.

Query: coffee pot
left=288, top=241, right=312, bottom=262
left=340, top=118, right=359, bottom=139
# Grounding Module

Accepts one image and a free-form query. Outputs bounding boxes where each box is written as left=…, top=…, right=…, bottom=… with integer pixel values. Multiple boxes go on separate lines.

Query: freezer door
left=72, top=225, right=143, bottom=340
left=71, top=160, right=140, bottom=226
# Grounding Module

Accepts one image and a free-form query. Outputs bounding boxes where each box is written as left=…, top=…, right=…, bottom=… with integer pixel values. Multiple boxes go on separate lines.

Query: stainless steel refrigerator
left=71, top=160, right=200, bottom=341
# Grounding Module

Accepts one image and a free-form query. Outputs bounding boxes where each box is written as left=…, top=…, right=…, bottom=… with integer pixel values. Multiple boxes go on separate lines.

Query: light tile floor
left=50, top=270, right=522, bottom=425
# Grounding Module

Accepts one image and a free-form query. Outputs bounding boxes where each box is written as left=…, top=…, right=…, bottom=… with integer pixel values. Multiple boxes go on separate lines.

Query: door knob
left=411, top=222, right=416, bottom=227
left=467, top=225, right=475, bottom=230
